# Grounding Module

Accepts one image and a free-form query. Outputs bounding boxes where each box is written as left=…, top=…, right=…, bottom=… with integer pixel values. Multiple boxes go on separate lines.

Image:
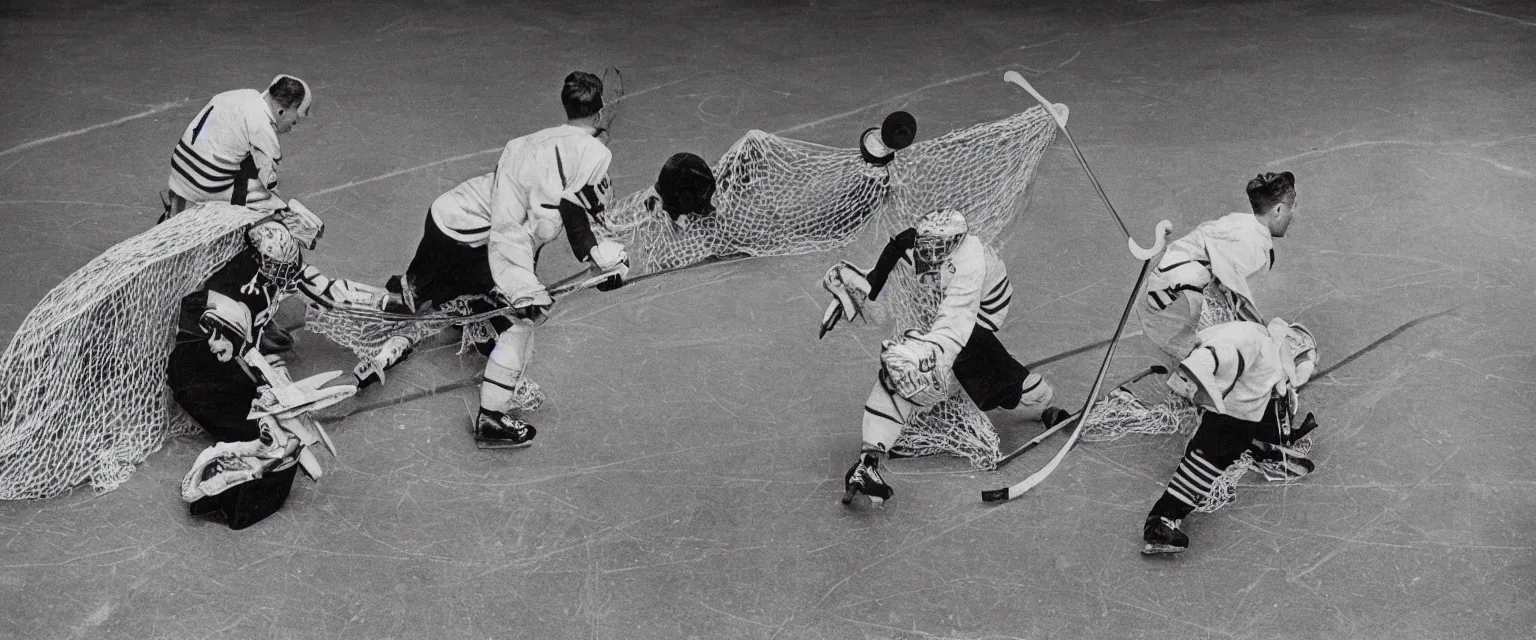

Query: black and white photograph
left=1, top=1, right=1532, bottom=638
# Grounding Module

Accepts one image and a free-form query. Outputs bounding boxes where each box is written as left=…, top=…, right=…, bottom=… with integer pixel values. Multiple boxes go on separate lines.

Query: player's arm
left=553, top=147, right=627, bottom=288
left=866, top=228, right=917, bottom=300
left=245, top=111, right=285, bottom=208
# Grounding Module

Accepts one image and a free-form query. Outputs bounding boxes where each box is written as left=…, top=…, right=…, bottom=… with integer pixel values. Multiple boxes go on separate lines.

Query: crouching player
left=1141, top=318, right=1321, bottom=554
left=353, top=150, right=719, bottom=388
left=169, top=204, right=375, bottom=528
left=823, top=209, right=1064, bottom=505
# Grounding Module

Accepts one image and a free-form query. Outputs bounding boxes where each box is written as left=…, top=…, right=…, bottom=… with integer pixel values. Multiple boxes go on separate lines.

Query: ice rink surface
left=2, top=1, right=1533, bottom=638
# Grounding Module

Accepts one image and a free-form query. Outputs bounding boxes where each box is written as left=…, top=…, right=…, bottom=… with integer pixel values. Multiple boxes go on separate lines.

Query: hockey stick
left=992, top=364, right=1168, bottom=469
left=595, top=67, right=625, bottom=144
left=982, top=220, right=1170, bottom=503
left=1003, top=70, right=1131, bottom=240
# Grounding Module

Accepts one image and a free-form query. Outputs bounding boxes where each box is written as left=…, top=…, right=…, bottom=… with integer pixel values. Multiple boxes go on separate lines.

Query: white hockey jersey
left=1141, top=212, right=1273, bottom=361
left=487, top=125, right=612, bottom=295
left=915, top=235, right=1013, bottom=365
left=1177, top=321, right=1288, bottom=422
left=430, top=172, right=493, bottom=247
left=168, top=89, right=281, bottom=203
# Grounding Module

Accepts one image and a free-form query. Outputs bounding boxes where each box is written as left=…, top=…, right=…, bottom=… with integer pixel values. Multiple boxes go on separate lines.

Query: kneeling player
left=823, top=209, right=1064, bottom=505
left=169, top=205, right=372, bottom=527
left=1142, top=318, right=1321, bottom=554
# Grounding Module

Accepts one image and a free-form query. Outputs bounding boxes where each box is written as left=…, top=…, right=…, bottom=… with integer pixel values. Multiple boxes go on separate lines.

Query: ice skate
left=841, top=453, right=893, bottom=506
left=474, top=408, right=537, bottom=449
left=1141, top=515, right=1189, bottom=555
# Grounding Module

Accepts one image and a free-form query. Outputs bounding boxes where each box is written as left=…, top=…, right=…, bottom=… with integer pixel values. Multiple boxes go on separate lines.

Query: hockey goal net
left=0, top=205, right=266, bottom=499
left=305, top=107, right=1061, bottom=470
left=0, top=106, right=1061, bottom=500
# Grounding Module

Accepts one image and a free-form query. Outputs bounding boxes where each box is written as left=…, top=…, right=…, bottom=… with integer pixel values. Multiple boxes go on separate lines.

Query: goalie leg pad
left=862, top=378, right=913, bottom=452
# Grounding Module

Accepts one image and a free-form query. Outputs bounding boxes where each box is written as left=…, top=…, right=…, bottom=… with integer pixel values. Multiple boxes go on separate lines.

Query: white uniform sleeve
left=245, top=106, right=282, bottom=193
left=915, top=237, right=986, bottom=365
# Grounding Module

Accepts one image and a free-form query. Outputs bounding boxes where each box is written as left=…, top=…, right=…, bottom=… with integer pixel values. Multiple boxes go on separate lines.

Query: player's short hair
left=267, top=76, right=309, bottom=113
left=1246, top=171, right=1296, bottom=213
left=562, top=71, right=604, bottom=119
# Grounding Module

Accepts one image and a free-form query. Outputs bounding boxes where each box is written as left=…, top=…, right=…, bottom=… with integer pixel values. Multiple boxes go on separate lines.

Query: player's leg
left=951, top=327, right=1060, bottom=420
left=167, top=341, right=263, bottom=443
left=1142, top=411, right=1257, bottom=554
left=1246, top=397, right=1317, bottom=480
left=843, top=372, right=910, bottom=505
left=357, top=211, right=501, bottom=386
left=474, top=322, right=540, bottom=448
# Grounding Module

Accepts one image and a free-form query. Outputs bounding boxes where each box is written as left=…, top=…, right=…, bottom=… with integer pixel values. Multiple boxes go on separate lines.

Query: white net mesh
left=306, top=106, right=1059, bottom=369
left=1078, top=281, right=1244, bottom=443
left=262, top=108, right=1061, bottom=472
left=0, top=204, right=266, bottom=499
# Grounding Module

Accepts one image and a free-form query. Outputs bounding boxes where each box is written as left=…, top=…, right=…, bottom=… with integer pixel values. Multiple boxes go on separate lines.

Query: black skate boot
left=841, top=453, right=894, bottom=506
left=1142, top=515, right=1189, bottom=555
left=1285, top=412, right=1320, bottom=445
left=474, top=408, right=537, bottom=449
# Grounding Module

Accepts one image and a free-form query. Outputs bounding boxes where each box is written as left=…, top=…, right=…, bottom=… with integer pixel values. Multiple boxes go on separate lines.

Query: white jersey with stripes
left=486, top=124, right=612, bottom=296
left=167, top=89, right=280, bottom=203
left=915, top=235, right=1012, bottom=365
left=1181, top=321, right=1288, bottom=422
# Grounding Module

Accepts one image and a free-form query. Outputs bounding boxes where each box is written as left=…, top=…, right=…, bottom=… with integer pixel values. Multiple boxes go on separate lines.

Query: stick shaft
left=993, top=365, right=1163, bottom=467
left=987, top=257, right=1157, bottom=501
left=1003, top=72, right=1130, bottom=239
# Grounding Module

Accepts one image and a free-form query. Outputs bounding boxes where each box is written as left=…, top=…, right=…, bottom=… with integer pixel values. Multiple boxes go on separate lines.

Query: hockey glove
left=819, top=261, right=873, bottom=338
left=504, top=286, right=553, bottom=326
left=880, top=334, right=948, bottom=406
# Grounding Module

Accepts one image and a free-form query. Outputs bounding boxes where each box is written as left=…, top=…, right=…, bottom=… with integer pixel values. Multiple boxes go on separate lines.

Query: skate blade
left=475, top=440, right=534, bottom=450
left=841, top=487, right=859, bottom=505
left=1141, top=543, right=1187, bottom=555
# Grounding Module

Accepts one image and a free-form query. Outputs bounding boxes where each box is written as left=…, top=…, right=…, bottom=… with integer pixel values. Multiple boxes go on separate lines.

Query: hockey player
left=1141, top=318, right=1321, bottom=554
left=1141, top=171, right=1299, bottom=364
left=351, top=148, right=721, bottom=388
left=164, top=74, right=313, bottom=220
left=824, top=209, right=1064, bottom=505
left=168, top=202, right=383, bottom=443
left=461, top=70, right=630, bottom=449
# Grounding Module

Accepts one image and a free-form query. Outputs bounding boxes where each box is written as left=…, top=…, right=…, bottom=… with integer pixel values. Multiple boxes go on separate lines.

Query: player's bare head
left=1246, top=171, right=1296, bottom=213
left=914, top=209, right=968, bottom=272
left=265, top=74, right=312, bottom=133
left=655, top=152, right=716, bottom=227
left=562, top=71, right=604, bottom=121
left=1247, top=171, right=1298, bottom=237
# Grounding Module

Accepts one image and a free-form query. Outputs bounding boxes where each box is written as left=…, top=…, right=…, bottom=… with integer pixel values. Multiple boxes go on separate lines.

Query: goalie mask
left=654, top=152, right=717, bottom=227
left=914, top=209, right=968, bottom=273
left=247, top=221, right=304, bottom=287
